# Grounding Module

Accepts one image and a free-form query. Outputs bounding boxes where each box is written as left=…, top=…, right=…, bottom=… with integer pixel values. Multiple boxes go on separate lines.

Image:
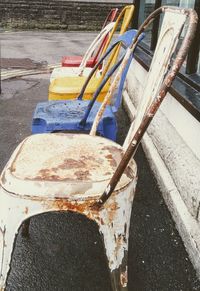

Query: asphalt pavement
left=0, top=31, right=200, bottom=291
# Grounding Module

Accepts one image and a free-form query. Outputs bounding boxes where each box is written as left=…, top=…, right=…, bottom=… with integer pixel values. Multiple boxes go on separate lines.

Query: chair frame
left=61, top=8, right=118, bottom=68
left=48, top=5, right=134, bottom=101
left=90, top=6, right=197, bottom=207
left=33, top=29, right=142, bottom=141
left=0, top=6, right=197, bottom=291
left=50, top=21, right=116, bottom=82
left=89, top=8, right=119, bottom=66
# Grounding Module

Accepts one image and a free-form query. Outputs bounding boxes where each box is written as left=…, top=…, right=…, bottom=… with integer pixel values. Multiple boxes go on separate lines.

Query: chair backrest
left=98, top=5, right=134, bottom=81
left=113, top=30, right=145, bottom=111
left=89, top=6, right=197, bottom=209
left=122, top=8, right=187, bottom=148
left=78, top=22, right=115, bottom=75
left=92, top=8, right=118, bottom=64
left=78, top=29, right=144, bottom=127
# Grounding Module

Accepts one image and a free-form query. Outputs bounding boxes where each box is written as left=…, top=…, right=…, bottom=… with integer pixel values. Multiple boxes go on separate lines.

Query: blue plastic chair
left=32, top=30, right=144, bottom=141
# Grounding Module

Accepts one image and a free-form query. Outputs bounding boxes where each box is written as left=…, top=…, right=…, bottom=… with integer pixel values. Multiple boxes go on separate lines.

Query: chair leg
left=0, top=188, right=45, bottom=290
left=0, top=221, right=19, bottom=290
left=0, top=218, right=32, bottom=290
left=110, top=254, right=128, bottom=291
left=21, top=218, right=31, bottom=238
left=99, top=223, right=129, bottom=291
left=96, top=181, right=136, bottom=291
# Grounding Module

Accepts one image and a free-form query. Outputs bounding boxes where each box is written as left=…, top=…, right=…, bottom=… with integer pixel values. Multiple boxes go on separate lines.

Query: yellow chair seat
left=49, top=76, right=110, bottom=102
left=48, top=5, right=134, bottom=103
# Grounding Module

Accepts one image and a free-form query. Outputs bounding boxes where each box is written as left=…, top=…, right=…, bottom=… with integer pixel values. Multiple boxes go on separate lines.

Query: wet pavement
left=1, top=58, right=46, bottom=70
left=0, top=31, right=200, bottom=291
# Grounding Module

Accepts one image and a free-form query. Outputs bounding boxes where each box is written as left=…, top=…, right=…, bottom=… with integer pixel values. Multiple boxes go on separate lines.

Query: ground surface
left=0, top=31, right=200, bottom=291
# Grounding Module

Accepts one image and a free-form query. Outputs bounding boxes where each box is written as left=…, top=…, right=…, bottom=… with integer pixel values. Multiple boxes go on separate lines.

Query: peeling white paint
left=98, top=180, right=136, bottom=271
left=0, top=133, right=137, bottom=290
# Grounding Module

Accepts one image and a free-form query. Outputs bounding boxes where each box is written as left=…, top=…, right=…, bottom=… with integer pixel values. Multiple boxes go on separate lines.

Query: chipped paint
left=110, top=252, right=129, bottom=290
left=0, top=6, right=197, bottom=291
left=93, top=7, right=197, bottom=208
left=1, top=134, right=135, bottom=199
left=97, top=182, right=136, bottom=272
left=120, top=267, right=128, bottom=287
left=0, top=132, right=137, bottom=290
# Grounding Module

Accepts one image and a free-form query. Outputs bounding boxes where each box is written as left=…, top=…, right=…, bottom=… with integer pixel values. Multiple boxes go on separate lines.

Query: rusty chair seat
left=1, top=133, right=137, bottom=200
left=0, top=133, right=137, bottom=290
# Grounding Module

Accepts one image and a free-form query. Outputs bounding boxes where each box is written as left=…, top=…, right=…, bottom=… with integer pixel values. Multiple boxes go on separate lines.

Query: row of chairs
left=0, top=5, right=197, bottom=291
left=32, top=5, right=136, bottom=140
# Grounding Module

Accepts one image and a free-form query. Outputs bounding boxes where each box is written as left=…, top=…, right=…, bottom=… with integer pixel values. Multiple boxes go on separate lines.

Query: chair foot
left=110, top=265, right=128, bottom=291
left=21, top=218, right=30, bottom=238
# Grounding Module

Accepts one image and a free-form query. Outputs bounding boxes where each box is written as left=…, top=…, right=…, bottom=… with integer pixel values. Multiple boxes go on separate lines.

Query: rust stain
left=34, top=168, right=62, bottom=181
left=103, top=199, right=120, bottom=223
left=105, top=172, right=111, bottom=175
left=45, top=198, right=99, bottom=220
left=120, top=269, right=128, bottom=287
left=53, top=200, right=88, bottom=212
left=1, top=173, right=7, bottom=185
left=100, top=218, right=104, bottom=225
left=60, top=158, right=86, bottom=169
left=105, top=154, right=117, bottom=167
left=106, top=154, right=112, bottom=159
left=32, top=157, right=91, bottom=181
left=74, top=170, right=91, bottom=180
left=24, top=207, right=29, bottom=214
left=103, top=146, right=124, bottom=168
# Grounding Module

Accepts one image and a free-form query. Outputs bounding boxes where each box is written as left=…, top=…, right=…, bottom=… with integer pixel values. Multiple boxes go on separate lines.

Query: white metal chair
left=0, top=6, right=197, bottom=291
left=50, top=21, right=115, bottom=82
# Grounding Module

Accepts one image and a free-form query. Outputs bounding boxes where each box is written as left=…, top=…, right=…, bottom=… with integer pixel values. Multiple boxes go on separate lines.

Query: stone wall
left=0, top=0, right=132, bottom=30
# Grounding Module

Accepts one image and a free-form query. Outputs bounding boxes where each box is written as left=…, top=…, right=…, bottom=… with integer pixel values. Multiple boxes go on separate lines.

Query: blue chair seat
left=32, top=100, right=117, bottom=140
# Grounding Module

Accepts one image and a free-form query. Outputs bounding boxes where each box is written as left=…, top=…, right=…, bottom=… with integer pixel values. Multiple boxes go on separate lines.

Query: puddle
left=1, top=58, right=47, bottom=70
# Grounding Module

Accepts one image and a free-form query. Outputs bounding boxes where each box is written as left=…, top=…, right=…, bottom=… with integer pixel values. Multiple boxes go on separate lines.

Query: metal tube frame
left=92, top=6, right=198, bottom=209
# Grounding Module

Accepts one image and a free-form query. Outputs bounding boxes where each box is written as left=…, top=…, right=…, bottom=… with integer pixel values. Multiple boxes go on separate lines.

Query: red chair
left=61, top=8, right=118, bottom=68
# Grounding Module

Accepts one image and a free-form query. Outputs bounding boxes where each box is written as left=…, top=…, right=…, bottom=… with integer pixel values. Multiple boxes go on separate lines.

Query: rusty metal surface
left=1, top=133, right=136, bottom=199
left=0, top=6, right=197, bottom=291
left=92, top=7, right=198, bottom=209
left=0, top=163, right=137, bottom=291
left=0, top=123, right=137, bottom=291
left=0, top=32, right=199, bottom=291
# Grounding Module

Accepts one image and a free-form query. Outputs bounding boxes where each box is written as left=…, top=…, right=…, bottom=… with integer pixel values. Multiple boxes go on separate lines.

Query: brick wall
left=0, top=0, right=131, bottom=30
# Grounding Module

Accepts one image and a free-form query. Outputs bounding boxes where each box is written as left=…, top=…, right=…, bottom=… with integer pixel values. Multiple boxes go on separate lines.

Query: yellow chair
left=49, top=5, right=134, bottom=102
